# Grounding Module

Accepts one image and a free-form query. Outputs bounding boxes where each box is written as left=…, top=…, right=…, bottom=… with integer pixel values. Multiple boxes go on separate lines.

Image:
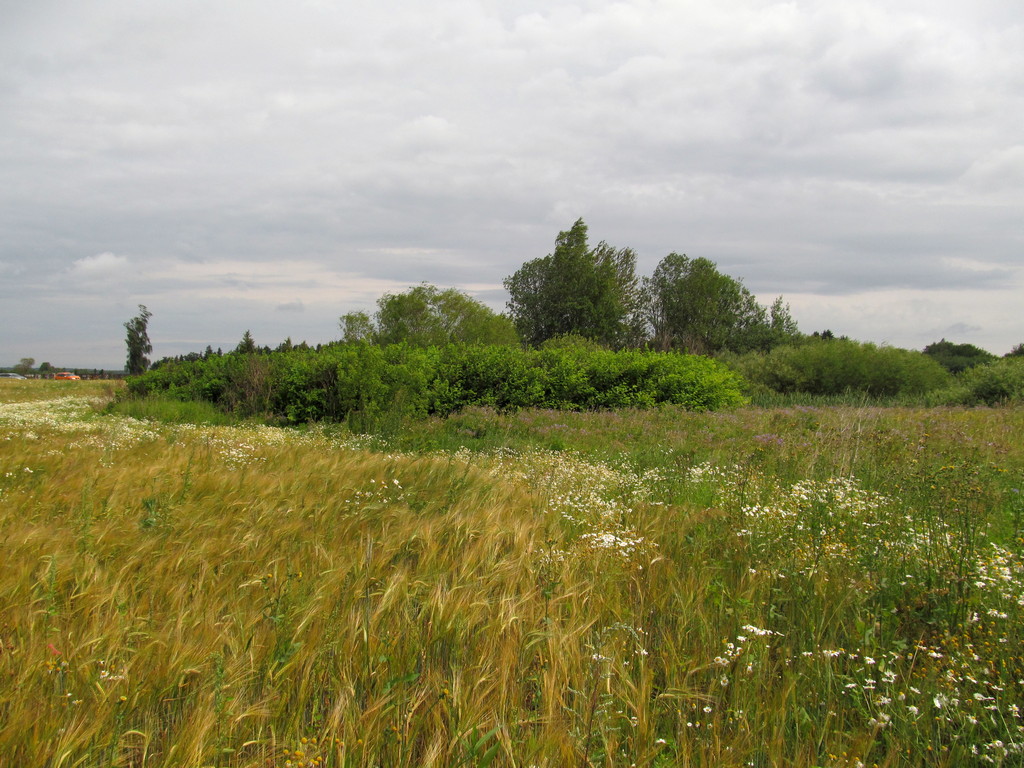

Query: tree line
left=503, top=218, right=800, bottom=354
left=336, top=219, right=801, bottom=355
left=118, top=219, right=1024, bottom=409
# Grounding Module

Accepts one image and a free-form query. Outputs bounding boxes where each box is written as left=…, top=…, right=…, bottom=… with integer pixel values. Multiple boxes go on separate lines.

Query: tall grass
left=2, top=382, right=1022, bottom=766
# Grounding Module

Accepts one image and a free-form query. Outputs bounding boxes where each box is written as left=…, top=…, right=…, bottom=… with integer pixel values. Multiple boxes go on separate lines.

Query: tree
left=340, top=284, right=519, bottom=347
left=1006, top=343, right=1024, bottom=358
left=124, top=305, right=153, bottom=375
left=922, top=339, right=995, bottom=373
left=641, top=254, right=783, bottom=354
left=769, top=297, right=800, bottom=341
left=503, top=219, right=641, bottom=348
left=14, top=357, right=34, bottom=375
left=235, top=330, right=257, bottom=355
left=340, top=311, right=375, bottom=343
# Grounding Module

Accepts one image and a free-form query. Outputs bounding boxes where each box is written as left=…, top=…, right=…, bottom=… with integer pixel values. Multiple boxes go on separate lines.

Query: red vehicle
left=54, top=372, right=81, bottom=380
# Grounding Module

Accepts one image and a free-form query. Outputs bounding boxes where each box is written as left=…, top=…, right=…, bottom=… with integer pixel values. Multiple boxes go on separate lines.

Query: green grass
left=108, top=394, right=245, bottom=426
left=2, top=382, right=1023, bottom=767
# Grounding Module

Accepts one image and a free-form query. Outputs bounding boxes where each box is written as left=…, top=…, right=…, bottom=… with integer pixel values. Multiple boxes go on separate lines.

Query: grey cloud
left=2, top=0, right=1023, bottom=367
left=941, top=322, right=984, bottom=337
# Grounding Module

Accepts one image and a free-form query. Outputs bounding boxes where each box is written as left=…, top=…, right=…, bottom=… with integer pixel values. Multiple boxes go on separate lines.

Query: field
left=1, top=380, right=1023, bottom=767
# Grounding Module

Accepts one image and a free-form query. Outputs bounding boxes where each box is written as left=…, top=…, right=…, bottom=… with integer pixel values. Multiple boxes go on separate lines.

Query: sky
left=2, top=0, right=1022, bottom=370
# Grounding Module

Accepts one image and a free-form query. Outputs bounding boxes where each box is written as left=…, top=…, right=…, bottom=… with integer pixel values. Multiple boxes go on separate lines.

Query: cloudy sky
left=2, top=0, right=1022, bottom=369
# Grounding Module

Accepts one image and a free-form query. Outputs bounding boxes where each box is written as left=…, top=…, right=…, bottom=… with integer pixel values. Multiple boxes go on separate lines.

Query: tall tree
left=14, top=357, right=34, bottom=375
left=124, top=305, right=153, bottom=375
left=503, top=219, right=640, bottom=348
left=235, top=330, right=257, bottom=354
left=641, top=254, right=793, bottom=354
left=769, top=297, right=800, bottom=340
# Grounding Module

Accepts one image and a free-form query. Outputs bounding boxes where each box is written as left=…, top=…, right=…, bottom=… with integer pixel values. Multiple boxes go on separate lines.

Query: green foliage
left=340, top=284, right=518, bottom=347
left=431, top=344, right=544, bottom=414
left=123, top=304, right=153, bottom=375
left=126, top=343, right=746, bottom=428
left=108, top=395, right=237, bottom=425
left=922, top=338, right=996, bottom=373
left=504, top=219, right=641, bottom=348
left=339, top=310, right=374, bottom=343
left=947, top=357, right=1024, bottom=406
left=642, top=254, right=799, bottom=354
left=723, top=338, right=952, bottom=397
left=14, top=358, right=34, bottom=375
left=235, top=329, right=257, bottom=355
left=1005, top=342, right=1024, bottom=358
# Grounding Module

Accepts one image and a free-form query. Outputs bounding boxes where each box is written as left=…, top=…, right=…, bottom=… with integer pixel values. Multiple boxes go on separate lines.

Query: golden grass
left=2, top=383, right=1022, bottom=766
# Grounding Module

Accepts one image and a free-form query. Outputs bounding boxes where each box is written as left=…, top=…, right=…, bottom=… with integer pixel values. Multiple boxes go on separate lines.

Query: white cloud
left=69, top=252, right=129, bottom=276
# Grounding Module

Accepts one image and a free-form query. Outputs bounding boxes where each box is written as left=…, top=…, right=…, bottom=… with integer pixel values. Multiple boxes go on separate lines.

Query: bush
left=948, top=358, right=1024, bottom=406
left=923, top=339, right=996, bottom=373
left=722, top=338, right=952, bottom=397
left=431, top=344, right=544, bottom=413
left=124, top=343, right=746, bottom=427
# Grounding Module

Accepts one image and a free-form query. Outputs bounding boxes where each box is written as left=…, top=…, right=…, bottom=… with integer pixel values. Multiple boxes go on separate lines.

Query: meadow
left=1, top=380, right=1022, bottom=767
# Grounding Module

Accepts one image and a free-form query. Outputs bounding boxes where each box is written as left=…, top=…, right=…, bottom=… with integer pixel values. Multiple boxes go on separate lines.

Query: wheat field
left=1, top=381, right=1022, bottom=767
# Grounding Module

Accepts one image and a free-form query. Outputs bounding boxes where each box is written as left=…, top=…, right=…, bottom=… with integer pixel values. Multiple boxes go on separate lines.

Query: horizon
left=4, top=319, right=1016, bottom=374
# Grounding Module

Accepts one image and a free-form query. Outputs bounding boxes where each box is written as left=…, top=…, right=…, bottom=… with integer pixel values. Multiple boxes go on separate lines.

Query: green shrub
left=922, top=339, right=996, bottom=373
left=124, top=343, right=746, bottom=427
left=722, top=339, right=952, bottom=397
left=432, top=344, right=545, bottom=413
left=949, top=357, right=1024, bottom=405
